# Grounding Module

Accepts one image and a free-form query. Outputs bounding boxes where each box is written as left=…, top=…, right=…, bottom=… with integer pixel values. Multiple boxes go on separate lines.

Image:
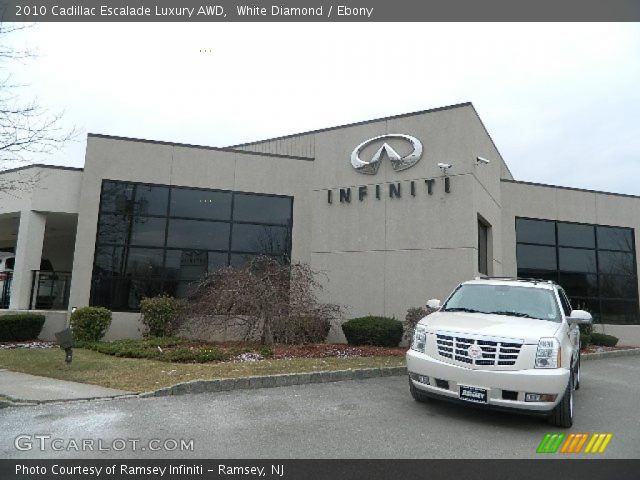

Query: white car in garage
left=406, top=277, right=592, bottom=427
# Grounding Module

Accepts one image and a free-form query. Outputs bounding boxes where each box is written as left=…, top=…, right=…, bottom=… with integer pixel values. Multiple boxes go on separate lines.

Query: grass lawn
left=0, top=348, right=406, bottom=393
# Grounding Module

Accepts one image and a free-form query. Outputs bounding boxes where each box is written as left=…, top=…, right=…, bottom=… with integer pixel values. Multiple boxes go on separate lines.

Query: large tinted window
left=516, top=218, right=638, bottom=324
left=166, top=219, right=230, bottom=250
left=558, top=223, right=595, bottom=248
left=169, top=188, right=232, bottom=220
left=516, top=218, right=555, bottom=245
left=516, top=244, right=557, bottom=271
left=597, top=226, right=633, bottom=251
left=558, top=248, right=596, bottom=273
left=231, top=224, right=290, bottom=255
left=91, top=180, right=293, bottom=310
left=233, top=194, right=292, bottom=224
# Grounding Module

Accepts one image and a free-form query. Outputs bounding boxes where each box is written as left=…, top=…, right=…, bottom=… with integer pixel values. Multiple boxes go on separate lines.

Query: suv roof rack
left=474, top=276, right=557, bottom=285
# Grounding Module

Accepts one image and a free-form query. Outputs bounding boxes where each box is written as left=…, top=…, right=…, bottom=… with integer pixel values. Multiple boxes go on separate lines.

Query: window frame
left=90, top=179, right=294, bottom=311
left=515, top=217, right=639, bottom=324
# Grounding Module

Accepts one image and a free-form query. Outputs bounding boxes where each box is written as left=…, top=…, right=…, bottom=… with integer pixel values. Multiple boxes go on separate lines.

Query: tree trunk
left=261, top=315, right=274, bottom=346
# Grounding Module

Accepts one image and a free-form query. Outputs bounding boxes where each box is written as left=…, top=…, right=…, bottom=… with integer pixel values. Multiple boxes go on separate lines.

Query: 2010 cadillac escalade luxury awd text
left=406, top=278, right=592, bottom=428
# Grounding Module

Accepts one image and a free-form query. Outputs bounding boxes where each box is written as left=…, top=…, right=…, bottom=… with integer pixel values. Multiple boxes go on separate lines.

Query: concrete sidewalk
left=0, top=369, right=131, bottom=404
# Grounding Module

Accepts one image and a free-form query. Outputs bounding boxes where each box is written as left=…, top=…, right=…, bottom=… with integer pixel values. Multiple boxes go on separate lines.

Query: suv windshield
left=442, top=284, right=561, bottom=322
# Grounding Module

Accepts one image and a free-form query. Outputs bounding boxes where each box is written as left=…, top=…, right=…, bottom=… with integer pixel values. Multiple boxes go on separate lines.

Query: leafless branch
left=184, top=256, right=343, bottom=346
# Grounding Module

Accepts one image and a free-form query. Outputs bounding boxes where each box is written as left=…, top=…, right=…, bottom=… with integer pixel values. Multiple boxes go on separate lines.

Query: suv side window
left=558, top=289, right=572, bottom=317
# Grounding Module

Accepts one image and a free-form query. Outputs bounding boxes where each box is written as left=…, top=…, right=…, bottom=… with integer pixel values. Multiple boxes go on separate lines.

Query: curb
left=581, top=347, right=640, bottom=361
left=138, top=366, right=409, bottom=398
left=2, top=349, right=639, bottom=406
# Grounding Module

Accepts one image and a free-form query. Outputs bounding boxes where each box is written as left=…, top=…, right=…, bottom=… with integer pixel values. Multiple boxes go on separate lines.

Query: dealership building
left=1, top=102, right=639, bottom=345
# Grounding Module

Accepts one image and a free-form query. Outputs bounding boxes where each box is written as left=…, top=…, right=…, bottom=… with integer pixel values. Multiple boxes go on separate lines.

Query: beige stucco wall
left=0, top=166, right=82, bottom=216
left=307, top=104, right=507, bottom=322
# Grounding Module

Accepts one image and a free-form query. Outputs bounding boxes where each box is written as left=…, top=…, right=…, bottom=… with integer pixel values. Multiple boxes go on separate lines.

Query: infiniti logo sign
left=350, top=134, right=423, bottom=174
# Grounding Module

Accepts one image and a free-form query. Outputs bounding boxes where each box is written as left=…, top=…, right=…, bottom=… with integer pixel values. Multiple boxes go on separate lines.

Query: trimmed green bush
left=82, top=337, right=237, bottom=363
left=84, top=337, right=181, bottom=358
left=70, top=307, right=112, bottom=342
left=272, top=315, right=331, bottom=344
left=579, top=333, right=591, bottom=349
left=590, top=332, right=619, bottom=347
left=342, top=316, right=403, bottom=347
left=140, top=295, right=185, bottom=338
left=579, top=323, right=594, bottom=337
left=0, top=314, right=45, bottom=341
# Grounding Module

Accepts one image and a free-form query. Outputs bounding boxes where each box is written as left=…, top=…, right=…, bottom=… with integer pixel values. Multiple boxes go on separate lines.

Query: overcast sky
left=4, top=22, right=640, bottom=194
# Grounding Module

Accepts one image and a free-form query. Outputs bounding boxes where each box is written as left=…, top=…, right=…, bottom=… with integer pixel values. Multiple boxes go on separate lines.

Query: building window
left=91, top=180, right=293, bottom=311
left=478, top=218, right=490, bottom=275
left=515, top=218, right=638, bottom=324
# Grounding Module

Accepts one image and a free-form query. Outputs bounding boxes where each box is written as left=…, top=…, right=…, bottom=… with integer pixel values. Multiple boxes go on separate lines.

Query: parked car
left=0, top=253, right=55, bottom=308
left=406, top=277, right=592, bottom=427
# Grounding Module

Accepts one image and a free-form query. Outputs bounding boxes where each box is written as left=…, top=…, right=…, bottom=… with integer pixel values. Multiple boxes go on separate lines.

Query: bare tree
left=0, top=23, right=76, bottom=193
left=185, top=256, right=343, bottom=346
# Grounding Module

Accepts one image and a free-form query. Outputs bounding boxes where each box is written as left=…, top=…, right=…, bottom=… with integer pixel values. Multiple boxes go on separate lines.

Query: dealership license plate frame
left=459, top=385, right=488, bottom=403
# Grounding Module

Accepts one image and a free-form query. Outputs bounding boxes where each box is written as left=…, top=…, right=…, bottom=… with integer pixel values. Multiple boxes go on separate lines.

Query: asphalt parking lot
left=1, top=355, right=638, bottom=459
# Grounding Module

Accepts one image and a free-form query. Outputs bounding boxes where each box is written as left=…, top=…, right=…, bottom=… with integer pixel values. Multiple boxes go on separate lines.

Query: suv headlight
left=411, top=325, right=427, bottom=352
left=535, top=337, right=561, bottom=369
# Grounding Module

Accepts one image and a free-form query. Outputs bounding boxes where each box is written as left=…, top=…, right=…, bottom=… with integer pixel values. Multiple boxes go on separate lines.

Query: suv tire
left=548, top=374, right=574, bottom=428
left=409, top=378, right=431, bottom=403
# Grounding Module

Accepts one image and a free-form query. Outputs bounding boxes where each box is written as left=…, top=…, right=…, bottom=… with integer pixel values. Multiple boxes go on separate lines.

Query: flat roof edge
left=227, top=102, right=474, bottom=148
left=87, top=133, right=315, bottom=161
left=502, top=178, right=640, bottom=200
left=0, top=164, right=84, bottom=175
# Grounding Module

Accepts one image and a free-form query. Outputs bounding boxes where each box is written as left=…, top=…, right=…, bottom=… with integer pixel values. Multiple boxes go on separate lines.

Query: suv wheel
left=409, top=378, right=431, bottom=403
left=548, top=374, right=574, bottom=428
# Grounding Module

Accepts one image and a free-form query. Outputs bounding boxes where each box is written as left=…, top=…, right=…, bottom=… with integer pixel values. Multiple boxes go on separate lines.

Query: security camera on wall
left=476, top=156, right=491, bottom=165
left=437, top=163, right=452, bottom=170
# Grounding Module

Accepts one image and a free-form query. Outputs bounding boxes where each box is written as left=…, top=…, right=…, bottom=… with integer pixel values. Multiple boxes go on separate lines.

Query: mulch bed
left=581, top=345, right=638, bottom=354
left=185, top=341, right=407, bottom=359
left=271, top=344, right=407, bottom=359
left=0, top=341, right=56, bottom=350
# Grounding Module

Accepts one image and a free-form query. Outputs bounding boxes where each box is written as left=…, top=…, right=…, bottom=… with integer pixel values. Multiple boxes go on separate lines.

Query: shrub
left=341, top=316, right=403, bottom=347
left=140, top=295, right=185, bottom=338
left=579, top=333, right=591, bottom=349
left=272, top=315, right=331, bottom=344
left=0, top=314, right=45, bottom=342
left=590, top=332, right=619, bottom=347
left=162, top=347, right=228, bottom=363
left=70, top=307, right=112, bottom=342
left=82, top=337, right=234, bottom=363
left=579, top=323, right=594, bottom=337
left=86, top=337, right=182, bottom=359
left=404, top=307, right=428, bottom=343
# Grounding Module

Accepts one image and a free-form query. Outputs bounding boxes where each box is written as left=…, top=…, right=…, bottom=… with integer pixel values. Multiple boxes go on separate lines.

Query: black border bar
left=1, top=0, right=640, bottom=21
left=1, top=460, right=639, bottom=480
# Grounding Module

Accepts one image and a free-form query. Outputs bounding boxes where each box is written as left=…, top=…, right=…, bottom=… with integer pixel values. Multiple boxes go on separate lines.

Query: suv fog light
left=525, top=393, right=557, bottom=402
left=409, top=373, right=429, bottom=384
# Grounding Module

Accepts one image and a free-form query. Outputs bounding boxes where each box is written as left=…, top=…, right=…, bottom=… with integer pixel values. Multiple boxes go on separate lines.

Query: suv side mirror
left=426, top=299, right=441, bottom=309
left=568, top=309, right=592, bottom=325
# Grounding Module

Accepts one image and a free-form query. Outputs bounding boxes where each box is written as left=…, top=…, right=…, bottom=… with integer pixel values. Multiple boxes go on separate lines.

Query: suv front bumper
left=406, top=349, right=570, bottom=413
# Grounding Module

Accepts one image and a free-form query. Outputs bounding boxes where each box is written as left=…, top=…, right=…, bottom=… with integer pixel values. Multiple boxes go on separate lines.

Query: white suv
left=406, top=278, right=592, bottom=428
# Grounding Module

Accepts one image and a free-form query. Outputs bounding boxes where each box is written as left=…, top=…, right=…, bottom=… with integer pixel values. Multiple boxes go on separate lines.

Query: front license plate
left=459, top=385, right=487, bottom=403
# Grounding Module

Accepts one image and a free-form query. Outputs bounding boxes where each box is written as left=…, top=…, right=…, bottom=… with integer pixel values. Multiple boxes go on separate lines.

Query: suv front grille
left=436, top=332, right=523, bottom=366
